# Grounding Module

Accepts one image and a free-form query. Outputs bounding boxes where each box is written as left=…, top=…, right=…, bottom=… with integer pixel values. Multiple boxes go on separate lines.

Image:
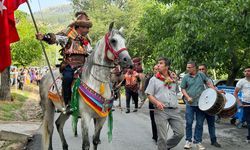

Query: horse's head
left=104, top=22, right=133, bottom=68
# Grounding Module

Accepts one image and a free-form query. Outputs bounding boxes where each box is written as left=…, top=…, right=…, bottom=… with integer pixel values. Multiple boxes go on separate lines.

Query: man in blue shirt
left=181, top=61, right=217, bottom=150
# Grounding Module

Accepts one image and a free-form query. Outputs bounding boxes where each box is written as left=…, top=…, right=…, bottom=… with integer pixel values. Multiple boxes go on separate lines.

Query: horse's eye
left=110, top=39, right=117, bottom=45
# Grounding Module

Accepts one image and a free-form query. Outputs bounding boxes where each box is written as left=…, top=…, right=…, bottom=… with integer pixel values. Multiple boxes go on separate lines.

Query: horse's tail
left=39, top=76, right=47, bottom=119
left=39, top=71, right=57, bottom=150
left=42, top=119, right=49, bottom=150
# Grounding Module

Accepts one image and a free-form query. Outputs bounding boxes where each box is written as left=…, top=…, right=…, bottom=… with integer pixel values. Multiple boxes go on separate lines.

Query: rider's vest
left=63, top=27, right=88, bottom=55
left=60, top=27, right=91, bottom=70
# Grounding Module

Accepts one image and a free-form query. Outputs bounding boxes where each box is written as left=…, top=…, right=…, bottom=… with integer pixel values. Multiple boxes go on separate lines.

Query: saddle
left=48, top=67, right=84, bottom=103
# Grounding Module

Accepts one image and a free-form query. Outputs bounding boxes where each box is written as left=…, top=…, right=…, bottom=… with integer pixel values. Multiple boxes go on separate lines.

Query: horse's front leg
left=55, top=113, right=70, bottom=150
left=81, top=113, right=91, bottom=150
left=93, top=118, right=106, bottom=150
left=74, top=118, right=79, bottom=137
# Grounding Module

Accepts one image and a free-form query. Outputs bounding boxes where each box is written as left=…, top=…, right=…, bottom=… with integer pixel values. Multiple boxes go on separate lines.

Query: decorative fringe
left=99, top=83, right=105, bottom=95
left=71, top=78, right=81, bottom=134
left=107, top=110, right=113, bottom=142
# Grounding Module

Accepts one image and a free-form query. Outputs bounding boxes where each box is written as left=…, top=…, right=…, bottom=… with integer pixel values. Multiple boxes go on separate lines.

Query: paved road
left=27, top=98, right=250, bottom=150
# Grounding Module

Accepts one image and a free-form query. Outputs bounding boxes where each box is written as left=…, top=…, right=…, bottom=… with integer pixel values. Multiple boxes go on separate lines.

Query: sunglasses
left=199, top=68, right=205, bottom=71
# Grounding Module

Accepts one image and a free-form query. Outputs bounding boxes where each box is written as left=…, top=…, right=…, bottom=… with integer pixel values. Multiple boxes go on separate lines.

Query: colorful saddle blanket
left=48, top=76, right=63, bottom=102
left=78, top=82, right=113, bottom=117
left=48, top=76, right=114, bottom=117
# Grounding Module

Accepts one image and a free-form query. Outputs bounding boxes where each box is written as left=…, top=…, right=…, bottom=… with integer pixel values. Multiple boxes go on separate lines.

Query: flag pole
left=26, top=0, right=66, bottom=112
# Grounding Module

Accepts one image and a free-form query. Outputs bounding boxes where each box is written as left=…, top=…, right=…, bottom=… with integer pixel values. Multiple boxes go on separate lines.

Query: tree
left=0, top=68, right=11, bottom=101
left=11, top=11, right=43, bottom=67
left=138, top=0, right=250, bottom=84
left=70, top=0, right=152, bottom=72
left=0, top=11, right=47, bottom=101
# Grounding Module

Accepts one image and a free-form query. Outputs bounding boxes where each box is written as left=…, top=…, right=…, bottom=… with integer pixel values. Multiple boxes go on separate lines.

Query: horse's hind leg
left=93, top=118, right=106, bottom=150
left=42, top=101, right=55, bottom=150
left=55, top=113, right=70, bottom=150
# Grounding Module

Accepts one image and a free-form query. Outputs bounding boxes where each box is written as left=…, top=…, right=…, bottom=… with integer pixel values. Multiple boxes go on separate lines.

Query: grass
left=0, top=91, right=29, bottom=121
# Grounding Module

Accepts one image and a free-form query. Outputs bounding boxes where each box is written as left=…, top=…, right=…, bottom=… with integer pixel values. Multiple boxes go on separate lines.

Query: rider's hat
left=69, top=11, right=93, bottom=28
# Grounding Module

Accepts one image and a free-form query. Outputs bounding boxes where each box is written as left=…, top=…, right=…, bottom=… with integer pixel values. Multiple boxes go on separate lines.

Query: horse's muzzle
left=119, top=51, right=133, bottom=68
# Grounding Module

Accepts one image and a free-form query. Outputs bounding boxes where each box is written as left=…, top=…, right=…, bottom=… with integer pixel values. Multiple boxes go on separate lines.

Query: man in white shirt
left=234, top=66, right=250, bottom=143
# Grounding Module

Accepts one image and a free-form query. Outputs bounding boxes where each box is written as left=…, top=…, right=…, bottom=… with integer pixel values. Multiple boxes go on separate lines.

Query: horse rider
left=36, top=11, right=93, bottom=113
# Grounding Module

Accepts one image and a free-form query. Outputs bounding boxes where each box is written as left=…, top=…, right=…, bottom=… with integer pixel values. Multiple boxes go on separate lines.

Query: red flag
left=0, top=0, right=26, bottom=72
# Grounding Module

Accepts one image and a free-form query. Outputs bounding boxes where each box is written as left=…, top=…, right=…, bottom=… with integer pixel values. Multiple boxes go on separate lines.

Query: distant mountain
left=34, top=4, right=74, bottom=32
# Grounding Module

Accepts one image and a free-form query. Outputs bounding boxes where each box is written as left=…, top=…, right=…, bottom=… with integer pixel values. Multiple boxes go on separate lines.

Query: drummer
left=198, top=64, right=221, bottom=147
left=234, top=66, right=250, bottom=144
left=181, top=61, right=222, bottom=150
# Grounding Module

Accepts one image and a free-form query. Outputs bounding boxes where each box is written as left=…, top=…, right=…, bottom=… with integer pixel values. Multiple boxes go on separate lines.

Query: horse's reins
left=93, top=62, right=115, bottom=68
left=90, top=31, right=127, bottom=84
left=113, top=105, right=168, bottom=112
left=104, top=32, right=128, bottom=62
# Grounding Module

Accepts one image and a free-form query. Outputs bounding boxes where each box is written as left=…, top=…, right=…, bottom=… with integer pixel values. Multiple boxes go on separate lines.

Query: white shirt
left=236, top=78, right=250, bottom=103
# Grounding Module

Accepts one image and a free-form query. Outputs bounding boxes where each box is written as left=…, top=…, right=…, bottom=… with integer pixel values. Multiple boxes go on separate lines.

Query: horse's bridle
left=104, top=32, right=128, bottom=62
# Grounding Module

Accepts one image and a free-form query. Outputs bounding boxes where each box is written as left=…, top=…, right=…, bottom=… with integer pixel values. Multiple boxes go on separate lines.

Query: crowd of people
left=117, top=57, right=250, bottom=150
left=29, top=10, right=249, bottom=150
left=9, top=67, right=48, bottom=90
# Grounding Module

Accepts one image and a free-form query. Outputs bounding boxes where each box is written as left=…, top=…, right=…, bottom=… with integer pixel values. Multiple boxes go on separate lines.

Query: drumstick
left=242, top=104, right=250, bottom=107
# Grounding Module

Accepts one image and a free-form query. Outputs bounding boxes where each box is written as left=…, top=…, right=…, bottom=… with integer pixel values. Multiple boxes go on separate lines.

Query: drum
left=198, top=88, right=225, bottom=115
left=218, top=93, right=237, bottom=118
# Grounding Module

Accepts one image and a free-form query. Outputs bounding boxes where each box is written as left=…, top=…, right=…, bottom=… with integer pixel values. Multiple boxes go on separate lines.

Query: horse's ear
left=109, top=22, right=114, bottom=32
left=119, top=27, right=124, bottom=33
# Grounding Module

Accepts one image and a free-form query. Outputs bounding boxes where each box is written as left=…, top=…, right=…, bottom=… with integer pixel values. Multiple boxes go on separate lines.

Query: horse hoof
left=97, top=139, right=101, bottom=144
left=93, top=139, right=101, bottom=145
left=63, top=145, right=68, bottom=150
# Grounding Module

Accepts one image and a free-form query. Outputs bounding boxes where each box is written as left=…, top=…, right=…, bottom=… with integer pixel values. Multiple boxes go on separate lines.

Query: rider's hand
left=36, top=33, right=44, bottom=40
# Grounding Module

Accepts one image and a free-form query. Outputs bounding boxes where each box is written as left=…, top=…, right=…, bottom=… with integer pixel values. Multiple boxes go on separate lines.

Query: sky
left=18, top=0, right=71, bottom=13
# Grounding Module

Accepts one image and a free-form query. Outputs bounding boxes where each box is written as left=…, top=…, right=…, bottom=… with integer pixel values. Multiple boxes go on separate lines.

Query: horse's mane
left=83, top=40, right=99, bottom=79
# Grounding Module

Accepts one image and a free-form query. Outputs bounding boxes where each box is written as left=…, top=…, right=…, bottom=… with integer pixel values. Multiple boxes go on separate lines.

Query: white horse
left=39, top=22, right=133, bottom=150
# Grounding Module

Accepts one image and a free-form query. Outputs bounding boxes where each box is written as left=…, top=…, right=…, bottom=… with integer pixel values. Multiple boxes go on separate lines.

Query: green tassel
left=107, top=110, right=113, bottom=142
left=71, top=78, right=81, bottom=134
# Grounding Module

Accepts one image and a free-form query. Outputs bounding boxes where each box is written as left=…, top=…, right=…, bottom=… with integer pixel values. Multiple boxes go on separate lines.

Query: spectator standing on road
left=18, top=71, right=25, bottom=90
left=145, top=57, right=184, bottom=150
left=123, top=68, right=140, bottom=113
left=10, top=68, right=15, bottom=86
left=144, top=64, right=159, bottom=144
left=234, top=66, right=250, bottom=143
left=181, top=61, right=218, bottom=150
left=198, top=64, right=221, bottom=147
left=36, top=72, right=41, bottom=85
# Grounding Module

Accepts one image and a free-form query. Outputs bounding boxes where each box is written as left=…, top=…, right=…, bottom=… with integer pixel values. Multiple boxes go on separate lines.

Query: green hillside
left=34, top=4, right=74, bottom=32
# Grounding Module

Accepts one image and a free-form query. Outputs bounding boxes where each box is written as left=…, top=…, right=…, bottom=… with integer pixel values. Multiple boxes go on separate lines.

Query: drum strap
left=198, top=73, right=208, bottom=89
